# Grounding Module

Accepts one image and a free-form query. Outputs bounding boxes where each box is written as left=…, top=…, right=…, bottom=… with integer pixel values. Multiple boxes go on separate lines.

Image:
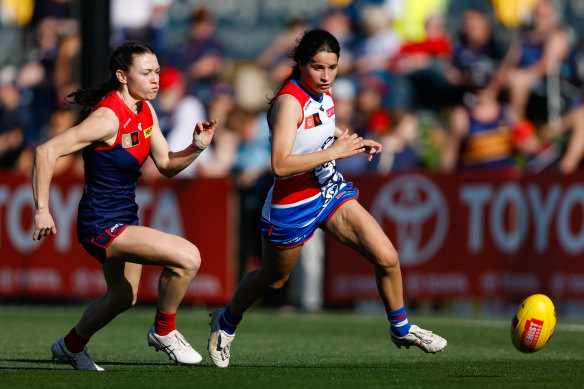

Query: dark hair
left=67, top=41, right=155, bottom=111
left=269, top=29, right=340, bottom=104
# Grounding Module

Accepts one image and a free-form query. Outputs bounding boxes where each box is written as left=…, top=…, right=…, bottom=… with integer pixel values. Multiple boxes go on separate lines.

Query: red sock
left=154, top=308, right=176, bottom=336
left=63, top=327, right=89, bottom=354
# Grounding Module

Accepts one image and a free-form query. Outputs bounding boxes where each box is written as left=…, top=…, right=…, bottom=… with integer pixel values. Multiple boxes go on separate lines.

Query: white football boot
left=208, top=308, right=235, bottom=368
left=391, top=325, right=447, bottom=354
left=51, top=337, right=104, bottom=371
left=147, top=324, right=202, bottom=364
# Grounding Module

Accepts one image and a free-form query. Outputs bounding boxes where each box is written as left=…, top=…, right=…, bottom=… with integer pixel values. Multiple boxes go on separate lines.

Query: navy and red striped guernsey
left=77, top=91, right=154, bottom=244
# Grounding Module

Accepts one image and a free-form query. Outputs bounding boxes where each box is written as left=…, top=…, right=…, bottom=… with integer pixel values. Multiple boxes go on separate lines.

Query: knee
left=175, top=244, right=201, bottom=279
left=268, top=274, right=290, bottom=290
left=262, top=270, right=290, bottom=291
left=375, top=245, right=400, bottom=273
left=107, top=287, right=138, bottom=313
left=185, top=246, right=201, bottom=274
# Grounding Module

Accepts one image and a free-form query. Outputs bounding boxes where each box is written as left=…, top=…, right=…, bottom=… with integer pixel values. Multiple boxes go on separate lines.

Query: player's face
left=299, top=51, right=338, bottom=97
left=126, top=53, right=160, bottom=101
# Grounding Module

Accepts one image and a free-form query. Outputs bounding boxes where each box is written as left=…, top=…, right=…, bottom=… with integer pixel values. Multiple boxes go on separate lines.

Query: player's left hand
left=193, top=119, right=219, bottom=151
left=363, top=139, right=382, bottom=162
left=33, top=208, right=57, bottom=241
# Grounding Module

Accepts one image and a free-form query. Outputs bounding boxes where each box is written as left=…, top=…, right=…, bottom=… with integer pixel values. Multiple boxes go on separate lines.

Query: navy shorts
left=80, top=223, right=128, bottom=263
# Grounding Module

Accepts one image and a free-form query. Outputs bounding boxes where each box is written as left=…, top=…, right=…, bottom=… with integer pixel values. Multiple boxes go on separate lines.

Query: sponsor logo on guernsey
left=123, top=118, right=131, bottom=129
left=143, top=126, right=152, bottom=138
left=305, top=113, right=323, bottom=129
left=521, top=318, right=543, bottom=350
left=122, top=131, right=140, bottom=148
left=326, top=107, right=334, bottom=117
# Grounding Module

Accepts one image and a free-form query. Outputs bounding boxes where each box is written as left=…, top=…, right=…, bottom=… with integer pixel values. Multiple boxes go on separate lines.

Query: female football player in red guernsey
left=32, top=41, right=217, bottom=370
left=208, top=29, right=447, bottom=367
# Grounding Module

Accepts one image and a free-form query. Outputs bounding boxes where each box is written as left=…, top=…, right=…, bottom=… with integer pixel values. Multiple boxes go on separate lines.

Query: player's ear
left=116, top=69, right=128, bottom=85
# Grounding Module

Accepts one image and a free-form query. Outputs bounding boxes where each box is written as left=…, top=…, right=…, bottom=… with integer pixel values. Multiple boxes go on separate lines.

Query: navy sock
left=387, top=306, right=411, bottom=337
left=219, top=305, right=242, bottom=335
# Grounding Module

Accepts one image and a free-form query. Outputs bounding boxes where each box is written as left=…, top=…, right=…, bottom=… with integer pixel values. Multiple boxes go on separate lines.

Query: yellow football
left=510, top=294, right=556, bottom=353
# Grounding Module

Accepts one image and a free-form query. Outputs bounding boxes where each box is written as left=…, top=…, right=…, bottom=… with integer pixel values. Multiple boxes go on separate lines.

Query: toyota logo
left=370, top=174, right=448, bottom=266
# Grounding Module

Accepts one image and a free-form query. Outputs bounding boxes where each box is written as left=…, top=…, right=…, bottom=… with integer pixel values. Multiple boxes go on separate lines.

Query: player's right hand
left=331, top=129, right=366, bottom=160
left=33, top=209, right=57, bottom=241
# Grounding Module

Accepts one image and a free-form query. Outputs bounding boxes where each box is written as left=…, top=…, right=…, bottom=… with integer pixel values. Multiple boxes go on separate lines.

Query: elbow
left=34, top=143, right=50, bottom=165
left=159, top=168, right=176, bottom=178
left=271, top=164, right=287, bottom=179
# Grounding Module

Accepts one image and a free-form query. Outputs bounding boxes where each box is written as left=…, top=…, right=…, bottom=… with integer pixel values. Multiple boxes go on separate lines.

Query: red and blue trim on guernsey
left=268, top=171, right=323, bottom=228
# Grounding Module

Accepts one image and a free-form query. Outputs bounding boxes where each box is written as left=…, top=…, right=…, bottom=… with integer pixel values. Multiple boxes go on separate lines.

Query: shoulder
left=88, top=106, right=120, bottom=127
left=269, top=93, right=303, bottom=127
left=271, top=94, right=303, bottom=117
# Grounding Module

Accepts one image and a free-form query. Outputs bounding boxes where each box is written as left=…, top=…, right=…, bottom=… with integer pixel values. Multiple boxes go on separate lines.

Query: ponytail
left=66, top=41, right=155, bottom=112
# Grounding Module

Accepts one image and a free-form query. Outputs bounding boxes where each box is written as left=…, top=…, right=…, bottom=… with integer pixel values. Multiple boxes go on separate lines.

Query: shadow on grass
left=0, top=358, right=173, bottom=370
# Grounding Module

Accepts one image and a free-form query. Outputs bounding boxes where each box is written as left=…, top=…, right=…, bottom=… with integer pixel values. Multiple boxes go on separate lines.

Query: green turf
left=0, top=305, right=582, bottom=388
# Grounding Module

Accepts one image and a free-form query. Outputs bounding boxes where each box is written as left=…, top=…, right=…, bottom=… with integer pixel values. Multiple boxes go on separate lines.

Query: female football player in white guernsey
left=208, top=29, right=447, bottom=367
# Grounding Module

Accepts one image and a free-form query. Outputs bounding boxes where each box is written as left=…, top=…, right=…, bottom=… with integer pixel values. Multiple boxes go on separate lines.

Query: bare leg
left=107, top=225, right=201, bottom=313
left=229, top=240, right=303, bottom=317
left=559, top=108, right=584, bottom=173
left=75, top=261, right=142, bottom=338
left=74, top=225, right=200, bottom=338
left=323, top=199, right=403, bottom=311
left=508, top=69, right=534, bottom=119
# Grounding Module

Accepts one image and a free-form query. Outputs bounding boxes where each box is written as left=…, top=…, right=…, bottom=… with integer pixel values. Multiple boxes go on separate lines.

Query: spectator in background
left=440, top=69, right=540, bottom=172
left=0, top=67, right=25, bottom=169
left=354, top=5, right=402, bottom=75
left=376, top=111, right=421, bottom=174
left=165, top=5, right=225, bottom=106
left=387, top=12, right=453, bottom=111
left=446, top=6, right=507, bottom=95
left=540, top=103, right=584, bottom=173
left=0, top=0, right=34, bottom=67
left=32, top=0, right=74, bottom=24
left=16, top=108, right=83, bottom=177
left=231, top=105, right=272, bottom=279
left=53, top=22, right=81, bottom=109
left=384, top=0, right=449, bottom=44
left=205, top=104, right=271, bottom=280
left=331, top=77, right=359, bottom=133
left=319, top=8, right=356, bottom=76
left=291, top=226, right=325, bottom=313
left=17, top=16, right=62, bottom=141
left=497, top=0, right=570, bottom=123
left=110, top=0, right=172, bottom=54
left=256, top=14, right=309, bottom=86
left=335, top=76, right=373, bottom=175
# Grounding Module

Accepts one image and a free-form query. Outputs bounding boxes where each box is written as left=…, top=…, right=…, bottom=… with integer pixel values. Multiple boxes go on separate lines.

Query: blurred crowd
left=3, top=0, right=584, bottom=308
left=4, top=0, right=584, bottom=178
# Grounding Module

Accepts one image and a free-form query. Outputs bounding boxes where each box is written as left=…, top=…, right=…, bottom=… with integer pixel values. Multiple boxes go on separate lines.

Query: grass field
left=0, top=304, right=583, bottom=388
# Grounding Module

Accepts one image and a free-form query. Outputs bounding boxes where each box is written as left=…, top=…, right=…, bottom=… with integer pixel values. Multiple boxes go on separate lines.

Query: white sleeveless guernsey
left=261, top=79, right=347, bottom=228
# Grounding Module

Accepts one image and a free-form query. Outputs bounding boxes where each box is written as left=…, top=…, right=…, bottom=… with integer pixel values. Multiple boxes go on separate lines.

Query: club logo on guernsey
left=305, top=113, right=323, bottom=129
left=122, top=131, right=140, bottom=148
left=143, top=126, right=152, bottom=138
